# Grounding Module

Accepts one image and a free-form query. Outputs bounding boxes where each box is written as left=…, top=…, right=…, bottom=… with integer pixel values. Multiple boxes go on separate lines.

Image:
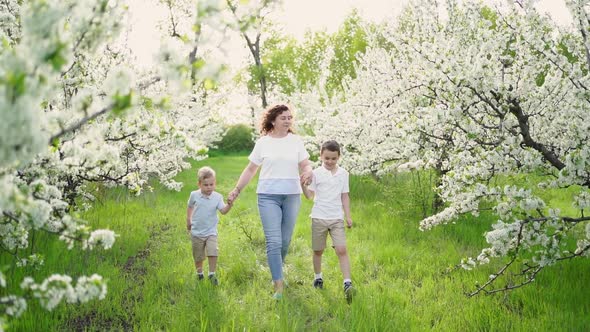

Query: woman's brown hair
left=260, top=104, right=295, bottom=135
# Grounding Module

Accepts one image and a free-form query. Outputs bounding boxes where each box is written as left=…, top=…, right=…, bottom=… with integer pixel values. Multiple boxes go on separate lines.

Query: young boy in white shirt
left=186, top=166, right=233, bottom=285
left=301, top=140, right=355, bottom=303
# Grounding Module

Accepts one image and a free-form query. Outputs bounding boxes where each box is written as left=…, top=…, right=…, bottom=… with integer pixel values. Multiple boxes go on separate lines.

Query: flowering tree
left=226, top=0, right=282, bottom=109
left=0, top=0, right=223, bottom=325
left=299, top=0, right=590, bottom=295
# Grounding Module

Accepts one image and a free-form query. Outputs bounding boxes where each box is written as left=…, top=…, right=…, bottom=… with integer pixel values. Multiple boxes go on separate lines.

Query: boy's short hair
left=320, top=140, right=341, bottom=155
left=197, top=166, right=216, bottom=182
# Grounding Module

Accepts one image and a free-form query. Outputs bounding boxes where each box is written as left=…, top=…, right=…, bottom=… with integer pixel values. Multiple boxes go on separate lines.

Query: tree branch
left=508, top=99, right=565, bottom=170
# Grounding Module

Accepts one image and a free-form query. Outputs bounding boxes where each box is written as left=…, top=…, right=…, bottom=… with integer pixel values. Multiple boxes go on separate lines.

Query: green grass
left=3, top=155, right=589, bottom=331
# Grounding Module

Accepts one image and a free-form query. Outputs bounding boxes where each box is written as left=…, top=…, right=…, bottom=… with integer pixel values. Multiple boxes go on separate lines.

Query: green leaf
left=112, top=92, right=133, bottom=115
left=480, top=6, right=498, bottom=30
left=535, top=71, right=546, bottom=87
left=557, top=41, right=578, bottom=64
left=51, top=137, right=60, bottom=148
left=192, top=59, right=206, bottom=71
left=45, top=42, right=68, bottom=71
left=203, top=78, right=216, bottom=90
left=4, top=71, right=27, bottom=101
left=142, top=97, right=153, bottom=110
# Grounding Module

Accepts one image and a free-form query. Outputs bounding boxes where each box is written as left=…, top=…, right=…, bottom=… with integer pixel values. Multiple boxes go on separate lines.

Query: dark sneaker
left=209, top=274, right=219, bottom=286
left=313, top=278, right=324, bottom=289
left=197, top=273, right=204, bottom=280
left=344, top=281, right=354, bottom=303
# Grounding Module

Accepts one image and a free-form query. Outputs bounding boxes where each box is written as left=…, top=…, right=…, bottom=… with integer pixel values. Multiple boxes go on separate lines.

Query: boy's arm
left=186, top=206, right=194, bottom=231
left=219, top=200, right=233, bottom=215
left=341, top=193, right=352, bottom=228
left=301, top=182, right=315, bottom=200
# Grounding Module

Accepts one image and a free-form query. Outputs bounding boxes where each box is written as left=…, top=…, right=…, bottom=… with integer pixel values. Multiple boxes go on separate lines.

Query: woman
left=227, top=104, right=312, bottom=299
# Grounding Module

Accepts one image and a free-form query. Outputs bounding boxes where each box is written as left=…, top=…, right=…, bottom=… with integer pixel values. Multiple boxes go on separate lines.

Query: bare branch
left=48, top=104, right=113, bottom=144
left=508, top=99, right=566, bottom=170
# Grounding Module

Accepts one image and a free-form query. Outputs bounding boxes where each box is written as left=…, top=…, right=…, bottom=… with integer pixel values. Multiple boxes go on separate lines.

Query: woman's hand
left=300, top=170, right=313, bottom=186
left=299, top=159, right=313, bottom=186
left=227, top=188, right=240, bottom=204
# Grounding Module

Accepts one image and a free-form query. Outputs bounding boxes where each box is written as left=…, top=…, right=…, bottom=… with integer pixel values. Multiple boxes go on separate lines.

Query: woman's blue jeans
left=257, top=194, right=301, bottom=281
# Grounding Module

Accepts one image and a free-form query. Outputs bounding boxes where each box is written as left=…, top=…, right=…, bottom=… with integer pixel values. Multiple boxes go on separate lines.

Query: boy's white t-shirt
left=249, top=133, right=310, bottom=194
left=308, top=166, right=349, bottom=219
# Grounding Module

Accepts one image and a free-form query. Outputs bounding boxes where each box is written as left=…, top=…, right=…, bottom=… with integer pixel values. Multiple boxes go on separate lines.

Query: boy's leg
left=207, top=256, right=219, bottom=285
left=334, top=246, right=351, bottom=280
left=335, top=245, right=354, bottom=302
left=313, top=249, right=324, bottom=274
left=204, top=235, right=219, bottom=285
left=329, top=220, right=354, bottom=302
left=311, top=218, right=329, bottom=289
left=204, top=235, right=219, bottom=274
left=195, top=260, right=204, bottom=273
left=191, top=236, right=206, bottom=278
left=207, top=256, right=218, bottom=274
left=329, top=220, right=352, bottom=280
left=311, top=218, right=329, bottom=273
left=312, top=249, right=324, bottom=289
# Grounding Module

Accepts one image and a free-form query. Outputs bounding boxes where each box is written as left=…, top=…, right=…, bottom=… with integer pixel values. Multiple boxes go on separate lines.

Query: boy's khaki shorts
left=191, top=235, right=218, bottom=262
left=311, top=218, right=347, bottom=251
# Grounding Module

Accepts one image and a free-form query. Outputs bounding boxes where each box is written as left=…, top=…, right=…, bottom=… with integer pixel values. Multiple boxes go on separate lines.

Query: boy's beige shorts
left=311, top=218, right=347, bottom=251
left=191, top=235, right=218, bottom=262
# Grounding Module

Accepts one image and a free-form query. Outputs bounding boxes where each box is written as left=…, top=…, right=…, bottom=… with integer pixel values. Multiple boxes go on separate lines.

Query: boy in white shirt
left=186, top=166, right=233, bottom=285
left=301, top=140, right=355, bottom=303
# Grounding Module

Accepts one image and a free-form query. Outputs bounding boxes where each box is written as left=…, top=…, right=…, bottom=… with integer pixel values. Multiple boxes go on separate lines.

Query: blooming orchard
left=0, top=0, right=224, bottom=325
left=295, top=0, right=590, bottom=294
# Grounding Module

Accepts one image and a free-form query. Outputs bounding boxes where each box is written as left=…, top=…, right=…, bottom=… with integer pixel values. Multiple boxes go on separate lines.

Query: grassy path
left=8, top=155, right=590, bottom=331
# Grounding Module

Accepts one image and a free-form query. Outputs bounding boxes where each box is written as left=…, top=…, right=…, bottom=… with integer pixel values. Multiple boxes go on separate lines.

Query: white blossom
left=84, top=230, right=117, bottom=250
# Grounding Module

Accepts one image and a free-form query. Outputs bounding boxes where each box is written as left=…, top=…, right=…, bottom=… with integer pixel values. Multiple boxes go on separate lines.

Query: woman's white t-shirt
left=249, top=133, right=310, bottom=194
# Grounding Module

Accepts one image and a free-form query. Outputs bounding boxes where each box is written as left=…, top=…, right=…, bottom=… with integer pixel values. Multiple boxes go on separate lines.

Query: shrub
left=213, top=124, right=255, bottom=153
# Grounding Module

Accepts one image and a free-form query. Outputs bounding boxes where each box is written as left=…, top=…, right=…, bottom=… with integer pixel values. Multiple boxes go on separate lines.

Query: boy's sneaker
left=344, top=281, right=355, bottom=303
left=313, top=278, right=324, bottom=289
left=209, top=274, right=219, bottom=286
left=197, top=273, right=204, bottom=280
left=272, top=292, right=283, bottom=300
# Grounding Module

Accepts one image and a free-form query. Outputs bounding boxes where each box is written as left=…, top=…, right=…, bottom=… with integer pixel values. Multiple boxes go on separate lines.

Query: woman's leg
left=280, top=194, right=301, bottom=263
left=257, top=194, right=284, bottom=282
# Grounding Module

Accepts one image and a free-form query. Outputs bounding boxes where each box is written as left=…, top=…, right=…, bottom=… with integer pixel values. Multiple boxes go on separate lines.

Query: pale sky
left=278, top=0, right=571, bottom=38
left=127, top=0, right=572, bottom=69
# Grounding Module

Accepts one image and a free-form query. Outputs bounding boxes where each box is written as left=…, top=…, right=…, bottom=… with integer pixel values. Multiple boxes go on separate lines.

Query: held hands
left=227, top=188, right=240, bottom=204
left=300, top=170, right=312, bottom=186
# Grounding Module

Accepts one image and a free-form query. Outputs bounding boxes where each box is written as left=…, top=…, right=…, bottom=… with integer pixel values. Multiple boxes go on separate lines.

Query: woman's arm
left=228, top=162, right=259, bottom=203
left=301, top=181, right=315, bottom=200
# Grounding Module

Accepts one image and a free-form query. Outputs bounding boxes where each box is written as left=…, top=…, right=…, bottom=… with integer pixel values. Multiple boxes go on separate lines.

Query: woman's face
left=272, top=110, right=293, bottom=132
